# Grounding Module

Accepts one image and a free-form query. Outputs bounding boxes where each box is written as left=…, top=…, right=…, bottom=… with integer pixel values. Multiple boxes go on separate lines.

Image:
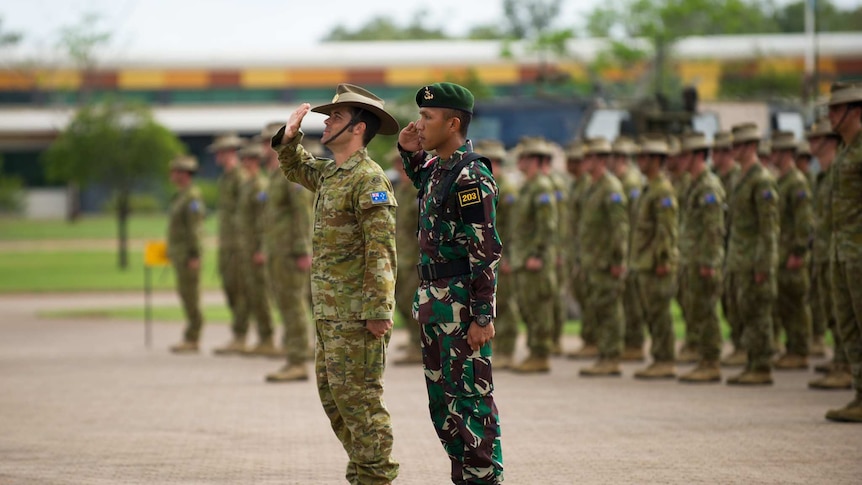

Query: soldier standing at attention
left=578, top=137, right=628, bottom=378
left=677, top=133, right=725, bottom=383
left=274, top=84, right=400, bottom=483
left=770, top=131, right=814, bottom=371
left=825, top=82, right=862, bottom=422
left=725, top=123, right=779, bottom=386
left=795, top=141, right=826, bottom=358
left=539, top=141, right=569, bottom=356
left=510, top=137, right=558, bottom=374
left=261, top=122, right=314, bottom=382
left=631, top=138, right=679, bottom=380
left=392, top=149, right=423, bottom=366
left=398, top=82, right=503, bottom=484
left=167, top=155, right=205, bottom=354
left=210, top=133, right=251, bottom=355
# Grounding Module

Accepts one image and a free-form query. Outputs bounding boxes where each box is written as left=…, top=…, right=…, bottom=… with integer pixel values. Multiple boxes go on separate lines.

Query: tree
left=44, top=98, right=184, bottom=269
left=774, top=0, right=862, bottom=33
left=324, top=11, right=449, bottom=41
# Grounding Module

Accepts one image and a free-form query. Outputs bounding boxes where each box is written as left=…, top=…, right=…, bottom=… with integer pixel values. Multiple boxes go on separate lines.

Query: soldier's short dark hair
left=351, top=107, right=381, bottom=145
left=444, top=108, right=471, bottom=138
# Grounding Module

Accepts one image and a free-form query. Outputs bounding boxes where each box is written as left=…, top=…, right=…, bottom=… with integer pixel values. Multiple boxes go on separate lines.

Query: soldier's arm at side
left=529, top=186, right=557, bottom=269
left=607, top=190, right=629, bottom=274
left=458, top=163, right=502, bottom=318
left=790, top=179, right=814, bottom=263
left=653, top=190, right=678, bottom=274
left=697, top=184, right=726, bottom=270
left=272, top=127, right=323, bottom=192
left=754, top=179, right=779, bottom=277
left=187, top=190, right=205, bottom=263
left=356, top=176, right=398, bottom=321
left=290, top=187, right=314, bottom=257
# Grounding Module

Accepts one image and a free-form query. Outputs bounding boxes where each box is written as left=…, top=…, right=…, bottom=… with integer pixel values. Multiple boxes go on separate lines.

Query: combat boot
left=825, top=393, right=862, bottom=423
left=213, top=338, right=246, bottom=356
left=393, top=347, right=423, bottom=366
left=814, top=362, right=834, bottom=374
left=512, top=355, right=551, bottom=374
left=634, top=361, right=677, bottom=380
left=809, top=364, right=853, bottom=390
left=244, top=338, right=282, bottom=358
left=810, top=335, right=827, bottom=358
left=726, top=369, right=773, bottom=386
left=551, top=341, right=564, bottom=357
left=579, top=358, right=622, bottom=377
left=720, top=349, right=747, bottom=367
left=620, top=346, right=645, bottom=362
left=773, top=353, right=809, bottom=370
left=493, top=354, right=514, bottom=370
left=265, top=363, right=309, bottom=383
left=169, top=341, right=199, bottom=354
left=567, top=344, right=599, bottom=360
left=676, top=345, right=700, bottom=364
left=678, top=361, right=721, bottom=383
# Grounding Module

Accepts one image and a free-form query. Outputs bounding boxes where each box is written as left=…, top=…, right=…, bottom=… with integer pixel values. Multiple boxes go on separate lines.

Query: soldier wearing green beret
left=398, top=82, right=503, bottom=484
left=274, top=83, right=400, bottom=482
left=167, top=155, right=206, bottom=353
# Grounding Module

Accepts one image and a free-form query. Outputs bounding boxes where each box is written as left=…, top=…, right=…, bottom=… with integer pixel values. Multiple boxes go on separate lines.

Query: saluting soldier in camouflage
left=725, top=123, right=779, bottom=386
left=511, top=137, right=558, bottom=374
left=631, top=138, right=679, bottom=380
left=399, top=82, right=503, bottom=484
left=770, top=131, right=814, bottom=370
left=824, top=82, right=862, bottom=422
left=611, top=136, right=647, bottom=361
left=392, top=149, right=423, bottom=366
left=677, top=133, right=725, bottom=383
left=167, top=155, right=206, bottom=354
left=539, top=141, right=570, bottom=356
left=806, top=118, right=852, bottom=390
left=477, top=139, right=520, bottom=370
left=275, top=84, right=400, bottom=482
left=578, top=137, right=628, bottom=377
left=261, top=122, right=314, bottom=382
left=210, top=133, right=251, bottom=355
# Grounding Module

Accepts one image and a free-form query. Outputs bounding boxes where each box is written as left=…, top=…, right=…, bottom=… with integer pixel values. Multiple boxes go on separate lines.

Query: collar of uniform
left=327, top=147, right=368, bottom=175
left=438, top=143, right=471, bottom=170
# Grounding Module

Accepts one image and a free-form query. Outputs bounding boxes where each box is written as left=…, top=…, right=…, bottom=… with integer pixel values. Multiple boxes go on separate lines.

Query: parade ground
left=1, top=291, right=860, bottom=485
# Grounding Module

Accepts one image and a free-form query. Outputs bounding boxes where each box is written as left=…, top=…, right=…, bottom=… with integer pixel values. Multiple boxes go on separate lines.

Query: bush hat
left=312, top=83, right=399, bottom=135
left=207, top=132, right=243, bottom=153
left=170, top=155, right=199, bottom=172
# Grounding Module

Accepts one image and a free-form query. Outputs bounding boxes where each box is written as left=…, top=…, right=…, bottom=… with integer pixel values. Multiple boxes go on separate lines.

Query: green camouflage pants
left=810, top=260, right=826, bottom=340
left=552, top=259, right=568, bottom=348
left=622, top=272, right=644, bottom=349
left=774, top=267, right=812, bottom=357
left=515, top=269, right=556, bottom=357
left=571, top=267, right=595, bottom=346
left=634, top=271, right=676, bottom=363
left=677, top=266, right=695, bottom=349
left=492, top=269, right=519, bottom=357
left=315, top=320, right=399, bottom=485
left=583, top=270, right=624, bottom=359
left=680, top=265, right=722, bottom=362
left=721, top=270, right=742, bottom=351
left=395, top=265, right=421, bottom=352
left=727, top=270, right=776, bottom=371
left=421, top=322, right=503, bottom=485
left=173, top=260, right=203, bottom=343
left=268, top=252, right=311, bottom=364
left=240, top=250, right=272, bottom=341
left=832, top=261, right=862, bottom=390
left=219, top=245, right=249, bottom=338
left=815, top=262, right=847, bottom=365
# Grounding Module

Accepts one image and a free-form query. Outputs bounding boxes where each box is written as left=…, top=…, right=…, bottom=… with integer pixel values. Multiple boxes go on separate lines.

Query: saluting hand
left=283, top=103, right=311, bottom=143
left=398, top=121, right=422, bottom=152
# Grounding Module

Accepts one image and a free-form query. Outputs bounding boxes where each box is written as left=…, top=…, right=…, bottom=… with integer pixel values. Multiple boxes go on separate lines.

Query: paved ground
left=1, top=291, right=860, bottom=485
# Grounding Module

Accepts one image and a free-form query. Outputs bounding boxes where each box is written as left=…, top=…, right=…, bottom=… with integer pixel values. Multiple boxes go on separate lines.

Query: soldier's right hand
left=398, top=121, right=421, bottom=152
left=283, top=103, right=311, bottom=143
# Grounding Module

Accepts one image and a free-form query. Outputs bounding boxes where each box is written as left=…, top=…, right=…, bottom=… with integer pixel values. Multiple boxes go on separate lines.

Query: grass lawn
left=0, top=214, right=216, bottom=241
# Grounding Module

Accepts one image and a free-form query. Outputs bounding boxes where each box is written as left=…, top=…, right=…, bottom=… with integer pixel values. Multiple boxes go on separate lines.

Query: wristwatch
left=475, top=315, right=492, bottom=327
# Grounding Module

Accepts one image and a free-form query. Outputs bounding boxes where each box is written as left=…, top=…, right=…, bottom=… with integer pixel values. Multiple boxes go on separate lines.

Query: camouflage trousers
left=814, top=262, right=847, bottom=365
left=773, top=267, right=812, bottom=357
left=832, top=261, right=862, bottom=390
left=679, top=265, right=722, bottom=362
left=677, top=267, right=693, bottom=349
left=492, top=268, right=519, bottom=357
left=727, top=270, right=776, bottom=371
left=218, top=245, right=249, bottom=338
left=515, top=268, right=556, bottom=358
left=810, top=260, right=826, bottom=340
left=634, top=271, right=676, bottom=363
left=395, top=265, right=421, bottom=352
left=421, top=322, right=503, bottom=485
left=622, top=272, right=644, bottom=349
left=173, top=260, right=203, bottom=343
left=315, top=320, right=399, bottom=485
left=239, top=250, right=273, bottom=341
left=267, top=252, right=311, bottom=364
left=552, top=260, right=569, bottom=348
left=570, top=267, right=595, bottom=346
left=721, top=270, right=742, bottom=351
left=582, top=270, right=624, bottom=359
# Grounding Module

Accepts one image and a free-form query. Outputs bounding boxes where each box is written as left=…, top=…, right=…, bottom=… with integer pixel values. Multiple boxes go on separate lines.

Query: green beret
left=415, top=82, right=474, bottom=114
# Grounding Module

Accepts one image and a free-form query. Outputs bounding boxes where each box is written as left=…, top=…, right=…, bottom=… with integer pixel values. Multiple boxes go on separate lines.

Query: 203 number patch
left=458, top=188, right=481, bottom=207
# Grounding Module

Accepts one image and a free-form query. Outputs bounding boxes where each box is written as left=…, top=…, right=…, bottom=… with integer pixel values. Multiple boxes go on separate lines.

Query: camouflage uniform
left=394, top=174, right=421, bottom=357
left=718, top=163, right=743, bottom=354
left=671, top=171, right=694, bottom=351
left=218, top=165, right=249, bottom=341
left=548, top=171, right=569, bottom=351
left=237, top=170, right=273, bottom=344
left=491, top=169, right=520, bottom=360
left=264, top=165, right=313, bottom=365
left=618, top=165, right=646, bottom=353
left=400, top=142, right=503, bottom=485
left=277, top=130, right=399, bottom=484
left=569, top=175, right=593, bottom=347
left=167, top=183, right=205, bottom=343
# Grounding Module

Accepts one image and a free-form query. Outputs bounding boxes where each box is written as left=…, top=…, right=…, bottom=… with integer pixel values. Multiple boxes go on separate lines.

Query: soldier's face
left=322, top=107, right=355, bottom=146
left=416, top=107, right=452, bottom=152
left=517, top=155, right=540, bottom=178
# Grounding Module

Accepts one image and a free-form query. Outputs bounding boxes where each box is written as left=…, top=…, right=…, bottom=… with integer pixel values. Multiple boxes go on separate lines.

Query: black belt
left=417, top=258, right=471, bottom=281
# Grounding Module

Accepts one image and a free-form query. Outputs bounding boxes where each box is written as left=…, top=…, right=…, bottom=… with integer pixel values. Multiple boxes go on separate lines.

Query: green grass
left=0, top=214, right=216, bottom=241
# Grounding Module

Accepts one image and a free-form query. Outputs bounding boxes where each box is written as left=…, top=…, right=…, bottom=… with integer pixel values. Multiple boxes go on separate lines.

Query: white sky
left=2, top=0, right=860, bottom=60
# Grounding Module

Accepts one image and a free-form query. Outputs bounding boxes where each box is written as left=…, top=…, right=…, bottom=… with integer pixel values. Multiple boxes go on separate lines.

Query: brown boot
left=678, top=361, right=721, bottom=383
left=244, top=339, right=284, bottom=358
left=169, top=341, right=199, bottom=354
left=551, top=341, right=564, bottom=357
left=265, top=363, right=309, bottom=383
left=676, top=345, right=700, bottom=364
left=726, top=369, right=773, bottom=386
left=814, top=362, right=834, bottom=374
left=620, top=346, right=645, bottom=362
left=810, top=335, right=827, bottom=358
left=720, top=349, right=748, bottom=367
left=634, top=361, right=677, bottom=380
left=579, top=358, right=622, bottom=377
left=567, top=344, right=599, bottom=360
left=493, top=354, right=514, bottom=370
left=512, top=355, right=551, bottom=374
left=809, top=364, right=853, bottom=390
left=825, top=393, right=862, bottom=423
left=213, top=338, right=246, bottom=356
left=393, top=347, right=423, bottom=366
left=773, top=353, right=809, bottom=370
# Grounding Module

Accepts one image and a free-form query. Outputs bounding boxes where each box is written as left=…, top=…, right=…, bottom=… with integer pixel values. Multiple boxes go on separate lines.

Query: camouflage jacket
left=548, top=172, right=570, bottom=252
left=276, top=130, right=398, bottom=321
left=831, top=131, right=862, bottom=263
left=495, top=171, right=518, bottom=262
left=618, top=166, right=645, bottom=266
left=812, top=166, right=833, bottom=264
left=717, top=162, right=741, bottom=245
left=631, top=172, right=678, bottom=272
left=510, top=173, right=557, bottom=271
left=167, top=184, right=205, bottom=264
left=726, top=162, right=779, bottom=273
left=400, top=142, right=502, bottom=324
left=776, top=166, right=813, bottom=265
left=579, top=171, right=628, bottom=272
left=679, top=170, right=725, bottom=268
left=568, top=175, right=592, bottom=266
left=395, top=175, right=420, bottom=270
left=671, top=171, right=691, bottom=223
left=264, top=166, right=313, bottom=257
left=217, top=165, right=246, bottom=249
left=237, top=171, right=269, bottom=255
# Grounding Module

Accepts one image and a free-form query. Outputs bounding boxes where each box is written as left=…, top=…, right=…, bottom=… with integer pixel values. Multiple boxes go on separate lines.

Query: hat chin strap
left=321, top=111, right=361, bottom=146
